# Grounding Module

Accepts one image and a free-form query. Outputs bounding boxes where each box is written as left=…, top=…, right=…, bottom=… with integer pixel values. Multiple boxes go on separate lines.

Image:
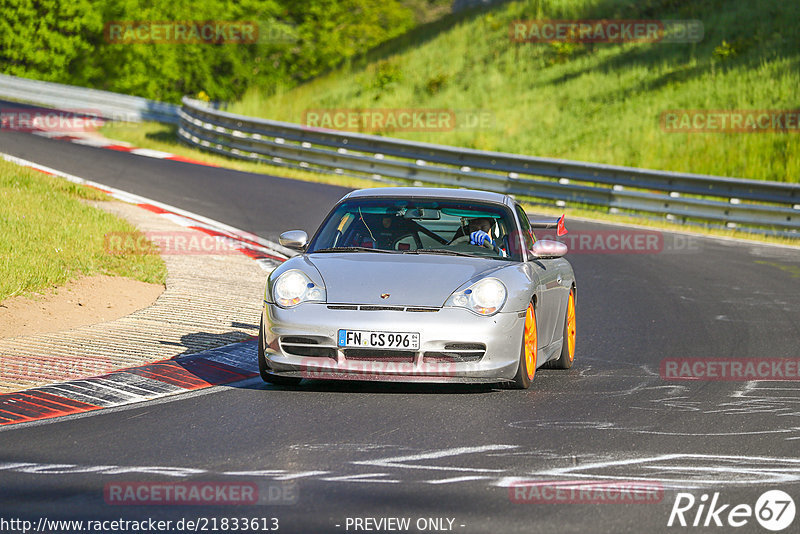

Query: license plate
left=338, top=330, right=420, bottom=350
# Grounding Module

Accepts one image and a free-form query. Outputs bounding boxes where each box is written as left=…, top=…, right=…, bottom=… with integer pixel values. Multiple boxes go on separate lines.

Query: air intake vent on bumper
left=425, top=343, right=486, bottom=363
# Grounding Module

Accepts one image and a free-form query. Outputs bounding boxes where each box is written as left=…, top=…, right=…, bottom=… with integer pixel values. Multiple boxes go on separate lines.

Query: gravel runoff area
left=0, top=199, right=269, bottom=394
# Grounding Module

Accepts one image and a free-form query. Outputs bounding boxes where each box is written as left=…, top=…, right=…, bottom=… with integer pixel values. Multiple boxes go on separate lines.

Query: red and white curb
left=31, top=129, right=215, bottom=166
left=0, top=152, right=293, bottom=426
left=0, top=340, right=259, bottom=426
left=1, top=153, right=294, bottom=270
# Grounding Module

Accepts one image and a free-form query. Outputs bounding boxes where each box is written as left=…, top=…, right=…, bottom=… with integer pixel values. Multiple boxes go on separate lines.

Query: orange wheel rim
left=566, top=290, right=576, bottom=362
left=524, top=304, right=537, bottom=380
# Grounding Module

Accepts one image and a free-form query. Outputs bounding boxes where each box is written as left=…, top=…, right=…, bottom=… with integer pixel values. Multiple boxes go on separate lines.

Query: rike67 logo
left=668, top=490, right=795, bottom=531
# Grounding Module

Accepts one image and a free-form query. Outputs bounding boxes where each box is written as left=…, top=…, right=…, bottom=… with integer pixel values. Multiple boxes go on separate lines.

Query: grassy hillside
left=230, top=0, right=800, bottom=182
left=2, top=0, right=453, bottom=103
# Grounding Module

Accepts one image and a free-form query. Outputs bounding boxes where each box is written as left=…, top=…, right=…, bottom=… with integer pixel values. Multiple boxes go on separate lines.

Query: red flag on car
left=557, top=214, right=567, bottom=236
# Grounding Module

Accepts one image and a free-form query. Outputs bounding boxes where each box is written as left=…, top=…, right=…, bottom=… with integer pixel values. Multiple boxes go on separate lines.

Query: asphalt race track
left=1, top=125, right=800, bottom=534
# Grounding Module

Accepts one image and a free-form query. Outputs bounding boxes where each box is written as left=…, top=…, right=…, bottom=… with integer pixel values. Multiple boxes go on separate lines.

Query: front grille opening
left=280, top=336, right=335, bottom=358
left=282, top=345, right=337, bottom=358
left=425, top=343, right=486, bottom=363
left=344, top=349, right=415, bottom=362
left=425, top=352, right=484, bottom=363
left=326, top=304, right=439, bottom=312
left=282, top=336, right=318, bottom=345
left=444, top=343, right=485, bottom=351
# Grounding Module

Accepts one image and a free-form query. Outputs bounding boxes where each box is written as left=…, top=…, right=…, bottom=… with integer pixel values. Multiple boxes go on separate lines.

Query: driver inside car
left=466, top=217, right=510, bottom=258
left=467, top=217, right=495, bottom=247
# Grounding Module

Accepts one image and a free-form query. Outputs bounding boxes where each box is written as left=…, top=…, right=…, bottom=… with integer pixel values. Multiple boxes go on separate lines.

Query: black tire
left=511, top=302, right=537, bottom=389
left=548, top=288, right=576, bottom=370
left=258, top=316, right=303, bottom=386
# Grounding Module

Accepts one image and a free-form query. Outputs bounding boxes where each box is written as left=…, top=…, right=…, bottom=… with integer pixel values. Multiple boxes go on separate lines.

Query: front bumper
left=261, top=302, right=525, bottom=383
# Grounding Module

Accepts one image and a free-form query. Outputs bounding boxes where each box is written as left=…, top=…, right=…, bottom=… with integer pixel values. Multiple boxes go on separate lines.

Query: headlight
left=445, top=278, right=507, bottom=316
left=272, top=270, right=326, bottom=308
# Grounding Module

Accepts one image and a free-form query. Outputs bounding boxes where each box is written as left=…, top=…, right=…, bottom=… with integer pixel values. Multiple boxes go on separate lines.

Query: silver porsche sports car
left=258, top=187, right=576, bottom=389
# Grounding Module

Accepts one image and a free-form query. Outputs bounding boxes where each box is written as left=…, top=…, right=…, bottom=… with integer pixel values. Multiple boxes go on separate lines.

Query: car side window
left=515, top=204, right=535, bottom=251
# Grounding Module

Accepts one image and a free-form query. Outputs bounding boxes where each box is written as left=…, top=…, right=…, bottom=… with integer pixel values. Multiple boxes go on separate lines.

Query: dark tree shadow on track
left=161, top=329, right=255, bottom=357
left=263, top=379, right=502, bottom=395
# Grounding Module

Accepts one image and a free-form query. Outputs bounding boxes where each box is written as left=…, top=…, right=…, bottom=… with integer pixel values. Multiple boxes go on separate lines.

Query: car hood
left=307, top=253, right=504, bottom=307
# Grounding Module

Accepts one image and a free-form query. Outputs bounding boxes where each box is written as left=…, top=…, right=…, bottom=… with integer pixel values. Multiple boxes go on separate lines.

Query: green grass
left=229, top=0, right=800, bottom=182
left=0, top=158, right=167, bottom=301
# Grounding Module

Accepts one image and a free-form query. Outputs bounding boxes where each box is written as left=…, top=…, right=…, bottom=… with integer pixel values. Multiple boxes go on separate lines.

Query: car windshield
left=307, top=197, right=524, bottom=261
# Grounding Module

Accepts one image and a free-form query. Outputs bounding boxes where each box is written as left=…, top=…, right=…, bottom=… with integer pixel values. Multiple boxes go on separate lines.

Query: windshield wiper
left=407, top=248, right=481, bottom=258
left=312, top=247, right=400, bottom=254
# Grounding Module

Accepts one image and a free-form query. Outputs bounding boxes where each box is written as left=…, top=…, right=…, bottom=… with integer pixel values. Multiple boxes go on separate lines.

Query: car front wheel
left=511, top=302, right=537, bottom=389
left=548, top=288, right=576, bottom=369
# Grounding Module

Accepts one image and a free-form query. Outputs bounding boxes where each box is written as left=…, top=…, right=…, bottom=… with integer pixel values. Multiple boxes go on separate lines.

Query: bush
left=0, top=0, right=417, bottom=103
left=371, top=59, right=404, bottom=92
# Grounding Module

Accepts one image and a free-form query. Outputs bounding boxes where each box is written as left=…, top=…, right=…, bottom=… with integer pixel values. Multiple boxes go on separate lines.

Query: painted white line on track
left=425, top=475, right=494, bottom=484
left=353, top=444, right=518, bottom=473
left=321, top=473, right=400, bottom=483
left=128, top=148, right=174, bottom=158
left=71, top=137, right=119, bottom=147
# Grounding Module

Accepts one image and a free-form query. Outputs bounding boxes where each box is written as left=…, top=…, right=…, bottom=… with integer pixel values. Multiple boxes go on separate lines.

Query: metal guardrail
left=1, top=73, right=796, bottom=235
left=179, top=97, right=799, bottom=236
left=0, top=74, right=179, bottom=124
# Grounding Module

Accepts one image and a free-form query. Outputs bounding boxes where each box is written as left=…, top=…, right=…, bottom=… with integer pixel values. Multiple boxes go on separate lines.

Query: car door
left=516, top=204, right=560, bottom=348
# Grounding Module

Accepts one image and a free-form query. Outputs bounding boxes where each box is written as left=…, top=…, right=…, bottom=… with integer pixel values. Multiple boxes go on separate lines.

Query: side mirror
left=530, top=239, right=567, bottom=259
left=279, top=230, right=308, bottom=250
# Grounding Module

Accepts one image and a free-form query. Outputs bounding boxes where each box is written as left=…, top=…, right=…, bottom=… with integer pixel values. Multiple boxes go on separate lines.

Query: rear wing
left=530, top=214, right=567, bottom=236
